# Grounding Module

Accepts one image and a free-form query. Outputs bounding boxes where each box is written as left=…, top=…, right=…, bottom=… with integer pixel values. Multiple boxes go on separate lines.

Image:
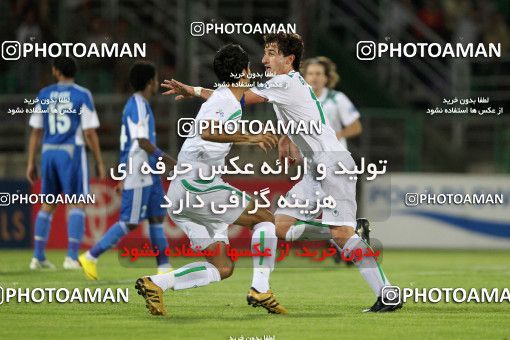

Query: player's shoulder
left=330, top=90, right=359, bottom=116
left=333, top=90, right=348, bottom=99
left=122, top=95, right=145, bottom=125
left=70, top=83, right=93, bottom=98
left=275, top=72, right=295, bottom=81
left=286, top=70, right=311, bottom=90
left=38, top=83, right=57, bottom=97
left=324, top=89, right=341, bottom=103
left=270, top=71, right=294, bottom=84
left=254, top=72, right=292, bottom=93
left=200, top=87, right=239, bottom=117
left=208, top=87, right=226, bottom=101
left=126, top=93, right=150, bottom=117
left=206, top=87, right=238, bottom=107
left=122, top=94, right=137, bottom=114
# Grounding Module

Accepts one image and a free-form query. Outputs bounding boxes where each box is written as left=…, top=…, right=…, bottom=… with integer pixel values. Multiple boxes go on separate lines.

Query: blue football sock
left=89, top=221, right=129, bottom=259
left=149, top=223, right=170, bottom=267
left=33, top=211, right=53, bottom=261
left=67, top=208, right=86, bottom=260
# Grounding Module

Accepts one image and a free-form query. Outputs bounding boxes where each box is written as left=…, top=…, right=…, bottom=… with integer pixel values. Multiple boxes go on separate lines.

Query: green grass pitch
left=0, top=249, right=509, bottom=339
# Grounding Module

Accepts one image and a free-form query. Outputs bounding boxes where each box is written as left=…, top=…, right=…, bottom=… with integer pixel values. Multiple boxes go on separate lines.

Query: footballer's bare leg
left=275, top=213, right=331, bottom=242
left=137, top=241, right=231, bottom=316
left=275, top=214, right=295, bottom=240
left=204, top=242, right=234, bottom=279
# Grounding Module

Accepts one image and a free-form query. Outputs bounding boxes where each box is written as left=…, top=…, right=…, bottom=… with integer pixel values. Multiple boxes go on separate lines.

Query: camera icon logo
left=190, top=22, right=205, bottom=36
left=0, top=193, right=11, bottom=206
left=404, top=193, right=419, bottom=207
left=177, top=118, right=197, bottom=137
left=381, top=286, right=401, bottom=306
left=2, top=41, right=21, bottom=60
left=356, top=41, right=376, bottom=60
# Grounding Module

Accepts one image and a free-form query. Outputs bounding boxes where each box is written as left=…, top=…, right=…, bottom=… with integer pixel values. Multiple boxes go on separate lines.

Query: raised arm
left=161, top=79, right=268, bottom=105
left=161, top=79, right=214, bottom=101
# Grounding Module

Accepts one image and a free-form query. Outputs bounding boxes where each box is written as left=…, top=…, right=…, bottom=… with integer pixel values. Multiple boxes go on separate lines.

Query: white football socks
left=150, top=261, right=220, bottom=291
left=251, top=221, right=277, bottom=293
left=343, top=234, right=390, bottom=297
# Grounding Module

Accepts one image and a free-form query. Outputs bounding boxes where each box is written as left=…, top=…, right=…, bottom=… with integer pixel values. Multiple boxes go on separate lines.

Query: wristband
left=193, top=86, right=203, bottom=97
left=152, top=148, right=164, bottom=159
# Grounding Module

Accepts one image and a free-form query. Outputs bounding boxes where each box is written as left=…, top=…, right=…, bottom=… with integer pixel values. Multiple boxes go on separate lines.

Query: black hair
left=129, top=61, right=156, bottom=91
left=263, top=33, right=304, bottom=71
left=213, top=44, right=250, bottom=84
left=52, top=57, right=77, bottom=78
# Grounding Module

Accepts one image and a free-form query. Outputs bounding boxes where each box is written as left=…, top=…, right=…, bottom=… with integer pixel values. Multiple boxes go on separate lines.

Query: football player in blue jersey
left=79, top=61, right=176, bottom=280
left=26, top=57, right=105, bottom=270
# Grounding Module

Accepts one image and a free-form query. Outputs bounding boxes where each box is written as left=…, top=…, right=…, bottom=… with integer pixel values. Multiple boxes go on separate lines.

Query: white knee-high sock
left=150, top=261, right=220, bottom=291
left=285, top=220, right=331, bottom=241
left=251, top=221, right=277, bottom=293
left=343, top=234, right=390, bottom=297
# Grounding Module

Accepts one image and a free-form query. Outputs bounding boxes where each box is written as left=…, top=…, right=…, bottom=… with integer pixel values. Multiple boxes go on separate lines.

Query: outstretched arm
left=243, top=89, right=268, bottom=105
left=161, top=79, right=214, bottom=101
left=161, top=79, right=267, bottom=105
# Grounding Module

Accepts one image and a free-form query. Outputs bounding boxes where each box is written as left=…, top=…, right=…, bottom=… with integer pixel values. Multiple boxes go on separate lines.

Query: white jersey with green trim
left=319, top=88, right=360, bottom=150
left=177, top=87, right=242, bottom=177
left=250, top=71, right=349, bottom=163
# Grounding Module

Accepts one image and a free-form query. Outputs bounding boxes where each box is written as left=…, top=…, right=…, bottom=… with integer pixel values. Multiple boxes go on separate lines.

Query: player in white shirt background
left=162, top=33, right=401, bottom=312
